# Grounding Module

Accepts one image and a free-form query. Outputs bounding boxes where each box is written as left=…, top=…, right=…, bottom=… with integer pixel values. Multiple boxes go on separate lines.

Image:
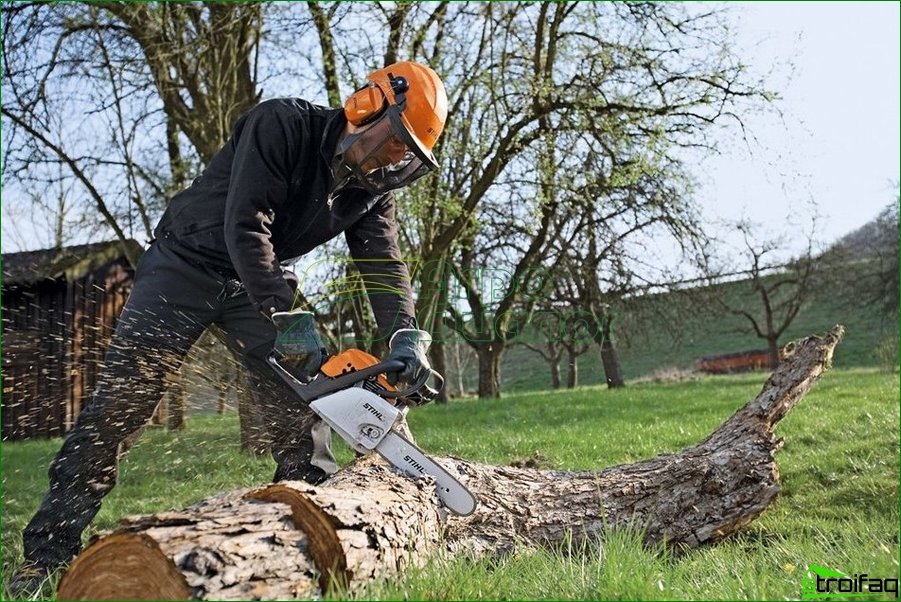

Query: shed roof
left=2, top=240, right=143, bottom=286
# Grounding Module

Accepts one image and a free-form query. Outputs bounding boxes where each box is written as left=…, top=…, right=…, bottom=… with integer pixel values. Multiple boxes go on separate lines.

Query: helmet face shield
left=335, top=104, right=438, bottom=195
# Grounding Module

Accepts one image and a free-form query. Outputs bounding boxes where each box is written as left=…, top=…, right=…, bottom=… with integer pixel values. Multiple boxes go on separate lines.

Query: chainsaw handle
left=268, top=353, right=444, bottom=405
left=268, top=354, right=408, bottom=402
left=381, top=367, right=445, bottom=404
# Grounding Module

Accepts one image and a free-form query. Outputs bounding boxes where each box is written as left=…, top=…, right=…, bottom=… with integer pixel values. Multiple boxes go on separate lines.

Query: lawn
left=2, top=367, right=898, bottom=600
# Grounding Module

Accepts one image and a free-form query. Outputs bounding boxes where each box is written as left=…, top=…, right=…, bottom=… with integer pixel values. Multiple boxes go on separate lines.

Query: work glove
left=386, top=329, right=432, bottom=386
left=271, top=310, right=326, bottom=379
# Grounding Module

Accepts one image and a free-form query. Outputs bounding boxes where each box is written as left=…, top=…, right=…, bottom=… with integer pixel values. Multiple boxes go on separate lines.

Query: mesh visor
left=350, top=105, right=438, bottom=194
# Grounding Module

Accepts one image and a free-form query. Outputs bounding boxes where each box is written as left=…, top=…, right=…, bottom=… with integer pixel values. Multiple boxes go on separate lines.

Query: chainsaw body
left=267, top=349, right=477, bottom=516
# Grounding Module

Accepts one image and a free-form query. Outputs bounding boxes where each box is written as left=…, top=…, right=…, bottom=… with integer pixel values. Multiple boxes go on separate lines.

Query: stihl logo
left=363, top=402, right=384, bottom=421
left=404, top=454, right=426, bottom=474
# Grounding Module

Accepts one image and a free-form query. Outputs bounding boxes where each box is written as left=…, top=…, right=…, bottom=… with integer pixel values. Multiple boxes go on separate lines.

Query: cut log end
left=245, top=484, right=349, bottom=593
left=57, top=532, right=190, bottom=601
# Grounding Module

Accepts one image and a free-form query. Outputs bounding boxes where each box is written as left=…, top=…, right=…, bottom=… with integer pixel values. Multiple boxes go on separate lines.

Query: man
left=11, top=60, right=447, bottom=592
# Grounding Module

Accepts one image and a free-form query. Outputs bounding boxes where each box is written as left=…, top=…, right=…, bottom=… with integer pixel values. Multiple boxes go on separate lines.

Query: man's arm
left=224, top=100, right=302, bottom=317
left=344, top=194, right=417, bottom=339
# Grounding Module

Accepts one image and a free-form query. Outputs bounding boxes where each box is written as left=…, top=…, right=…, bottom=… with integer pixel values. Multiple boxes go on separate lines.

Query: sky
left=695, top=2, right=900, bottom=252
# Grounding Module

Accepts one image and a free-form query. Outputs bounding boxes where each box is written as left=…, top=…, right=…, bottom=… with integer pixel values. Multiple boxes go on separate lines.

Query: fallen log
left=57, top=326, right=844, bottom=600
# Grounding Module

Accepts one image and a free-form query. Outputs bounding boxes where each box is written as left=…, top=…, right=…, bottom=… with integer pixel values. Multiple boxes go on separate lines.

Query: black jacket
left=154, top=98, right=415, bottom=336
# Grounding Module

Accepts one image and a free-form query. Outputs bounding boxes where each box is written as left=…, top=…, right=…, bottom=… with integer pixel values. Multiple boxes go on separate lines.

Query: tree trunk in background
left=566, top=351, right=578, bottom=388
left=476, top=344, right=503, bottom=398
left=167, top=378, right=188, bottom=431
left=419, top=257, right=453, bottom=403
left=429, top=339, right=450, bottom=403
left=216, top=383, right=227, bottom=414
left=550, top=359, right=562, bottom=389
left=449, top=342, right=469, bottom=398
left=58, top=327, right=844, bottom=601
left=767, top=336, right=781, bottom=369
left=600, top=343, right=624, bottom=389
left=598, top=312, right=625, bottom=389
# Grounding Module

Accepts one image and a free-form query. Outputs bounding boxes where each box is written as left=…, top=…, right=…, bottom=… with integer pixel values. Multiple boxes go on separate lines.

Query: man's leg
left=20, top=242, right=213, bottom=572
left=216, top=296, right=338, bottom=484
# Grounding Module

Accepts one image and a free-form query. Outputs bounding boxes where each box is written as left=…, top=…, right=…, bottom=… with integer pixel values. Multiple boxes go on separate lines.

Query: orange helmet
left=343, top=61, right=448, bottom=165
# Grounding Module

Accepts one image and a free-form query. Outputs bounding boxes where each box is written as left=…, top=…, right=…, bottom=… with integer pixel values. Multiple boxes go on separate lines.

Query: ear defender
left=343, top=74, right=411, bottom=126
left=344, top=85, right=387, bottom=126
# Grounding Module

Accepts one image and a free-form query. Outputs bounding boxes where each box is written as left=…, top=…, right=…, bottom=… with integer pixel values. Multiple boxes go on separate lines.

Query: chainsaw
left=267, top=348, right=477, bottom=516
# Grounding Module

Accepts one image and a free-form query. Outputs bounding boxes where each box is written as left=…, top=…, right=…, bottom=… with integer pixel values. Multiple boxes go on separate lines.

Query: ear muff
left=344, top=75, right=411, bottom=126
left=344, top=85, right=387, bottom=126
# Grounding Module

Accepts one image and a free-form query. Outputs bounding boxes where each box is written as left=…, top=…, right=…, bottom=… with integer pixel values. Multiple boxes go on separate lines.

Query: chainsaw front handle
left=380, top=365, right=444, bottom=405
left=267, top=354, right=404, bottom=402
left=268, top=354, right=444, bottom=405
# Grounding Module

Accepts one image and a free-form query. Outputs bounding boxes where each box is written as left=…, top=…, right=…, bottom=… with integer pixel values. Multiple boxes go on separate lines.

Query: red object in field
left=694, top=349, right=773, bottom=374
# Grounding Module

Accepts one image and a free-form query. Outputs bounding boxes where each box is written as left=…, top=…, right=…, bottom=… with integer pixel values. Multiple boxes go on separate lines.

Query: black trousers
left=22, top=240, right=337, bottom=568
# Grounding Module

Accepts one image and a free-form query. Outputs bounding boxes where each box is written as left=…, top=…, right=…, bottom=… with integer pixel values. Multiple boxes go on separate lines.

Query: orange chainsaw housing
left=320, top=349, right=398, bottom=393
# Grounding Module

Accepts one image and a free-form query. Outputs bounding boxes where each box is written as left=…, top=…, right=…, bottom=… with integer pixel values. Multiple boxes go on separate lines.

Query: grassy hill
left=491, top=273, right=896, bottom=394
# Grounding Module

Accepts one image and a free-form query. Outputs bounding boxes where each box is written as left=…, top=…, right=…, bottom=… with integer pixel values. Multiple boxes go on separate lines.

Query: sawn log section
left=57, top=326, right=845, bottom=600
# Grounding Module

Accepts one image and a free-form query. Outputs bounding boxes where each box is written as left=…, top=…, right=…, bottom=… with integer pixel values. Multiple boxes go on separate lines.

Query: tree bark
left=566, top=350, right=578, bottom=388
left=476, top=344, right=503, bottom=398
left=429, top=338, right=450, bottom=403
left=58, top=327, right=844, bottom=601
left=167, top=378, right=188, bottom=431
left=767, top=335, right=781, bottom=369
left=598, top=312, right=625, bottom=389
left=550, top=358, right=562, bottom=389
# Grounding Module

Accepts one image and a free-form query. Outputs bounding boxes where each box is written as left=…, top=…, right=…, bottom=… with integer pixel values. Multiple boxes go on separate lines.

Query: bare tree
left=1, top=2, right=279, bottom=447
left=410, top=3, right=771, bottom=397
left=519, top=309, right=568, bottom=389
left=823, top=198, right=900, bottom=320
left=517, top=303, right=591, bottom=390
left=2, top=3, right=270, bottom=254
left=708, top=220, right=820, bottom=368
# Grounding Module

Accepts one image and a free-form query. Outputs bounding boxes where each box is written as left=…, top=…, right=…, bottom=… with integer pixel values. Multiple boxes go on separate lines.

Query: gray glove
left=386, top=329, right=432, bottom=386
left=271, top=310, right=326, bottom=379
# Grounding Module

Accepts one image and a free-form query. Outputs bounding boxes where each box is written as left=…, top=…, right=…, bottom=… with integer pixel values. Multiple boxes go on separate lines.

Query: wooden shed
left=2, top=240, right=143, bottom=440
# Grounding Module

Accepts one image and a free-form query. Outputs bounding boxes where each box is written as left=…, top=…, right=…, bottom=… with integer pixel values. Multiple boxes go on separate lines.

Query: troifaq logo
left=801, top=564, right=899, bottom=599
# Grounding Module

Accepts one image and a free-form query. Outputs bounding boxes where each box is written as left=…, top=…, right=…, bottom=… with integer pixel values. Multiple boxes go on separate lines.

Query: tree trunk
left=429, top=338, right=450, bottom=404
left=566, top=351, right=578, bottom=388
left=167, top=378, right=188, bottom=431
left=57, top=327, right=844, bottom=602
left=450, top=342, right=468, bottom=398
left=476, top=344, right=503, bottom=398
left=216, top=384, right=227, bottom=415
left=550, top=359, right=561, bottom=389
left=767, top=335, right=781, bottom=369
left=598, top=313, right=625, bottom=389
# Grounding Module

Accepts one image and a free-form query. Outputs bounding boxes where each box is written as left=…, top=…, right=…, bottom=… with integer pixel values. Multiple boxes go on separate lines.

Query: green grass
left=2, top=368, right=898, bottom=600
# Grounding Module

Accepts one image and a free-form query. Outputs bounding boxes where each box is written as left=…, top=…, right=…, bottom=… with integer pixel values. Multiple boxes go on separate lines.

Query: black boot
left=272, top=461, right=330, bottom=485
